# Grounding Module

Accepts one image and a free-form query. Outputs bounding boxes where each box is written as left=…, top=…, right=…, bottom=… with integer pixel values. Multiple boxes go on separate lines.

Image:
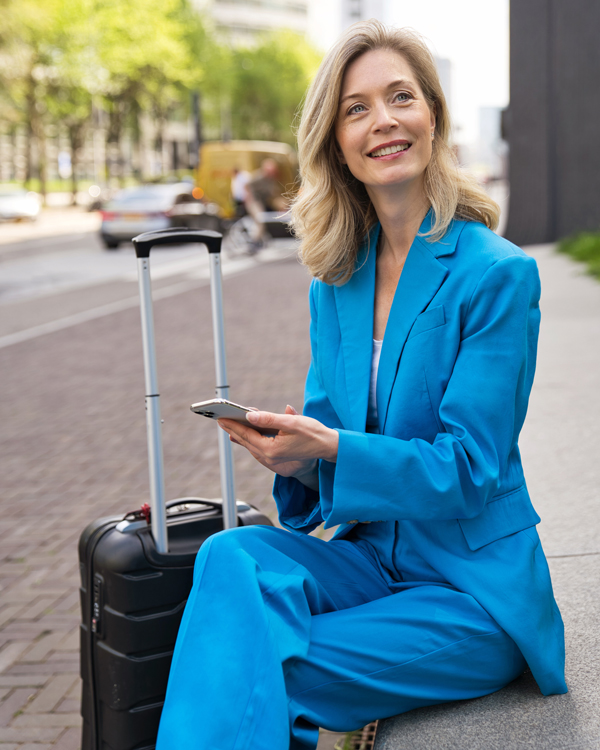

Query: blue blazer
left=274, top=213, right=567, bottom=696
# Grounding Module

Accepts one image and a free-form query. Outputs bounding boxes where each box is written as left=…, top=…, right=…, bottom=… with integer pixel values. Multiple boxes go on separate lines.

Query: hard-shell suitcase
left=79, top=229, right=272, bottom=750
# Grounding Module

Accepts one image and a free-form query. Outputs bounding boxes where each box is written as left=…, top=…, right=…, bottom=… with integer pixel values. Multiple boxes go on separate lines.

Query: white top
left=367, top=339, right=383, bottom=429
left=231, top=170, right=251, bottom=202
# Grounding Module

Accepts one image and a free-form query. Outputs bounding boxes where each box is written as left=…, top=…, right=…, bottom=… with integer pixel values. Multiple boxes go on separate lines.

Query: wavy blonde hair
left=292, top=20, right=500, bottom=285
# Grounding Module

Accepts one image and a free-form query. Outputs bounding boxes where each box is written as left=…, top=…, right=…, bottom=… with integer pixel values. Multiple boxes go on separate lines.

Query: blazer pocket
left=408, top=305, right=446, bottom=340
left=458, top=485, right=541, bottom=551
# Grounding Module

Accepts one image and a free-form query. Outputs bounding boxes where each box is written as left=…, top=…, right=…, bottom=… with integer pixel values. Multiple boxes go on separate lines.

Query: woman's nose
left=372, top=102, right=397, bottom=132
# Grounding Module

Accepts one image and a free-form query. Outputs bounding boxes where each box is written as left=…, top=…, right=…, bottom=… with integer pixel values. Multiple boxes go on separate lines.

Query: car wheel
left=102, top=238, right=120, bottom=250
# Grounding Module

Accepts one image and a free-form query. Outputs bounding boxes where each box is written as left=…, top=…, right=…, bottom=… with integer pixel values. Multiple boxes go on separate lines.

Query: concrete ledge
left=374, top=479, right=600, bottom=750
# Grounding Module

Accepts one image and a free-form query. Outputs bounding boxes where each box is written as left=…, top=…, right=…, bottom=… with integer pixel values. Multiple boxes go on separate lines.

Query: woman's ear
left=328, top=130, right=347, bottom=167
left=332, top=135, right=347, bottom=165
left=430, top=103, right=437, bottom=132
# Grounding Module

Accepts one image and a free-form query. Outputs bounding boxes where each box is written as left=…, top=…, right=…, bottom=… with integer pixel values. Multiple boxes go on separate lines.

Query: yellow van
left=196, top=141, right=298, bottom=218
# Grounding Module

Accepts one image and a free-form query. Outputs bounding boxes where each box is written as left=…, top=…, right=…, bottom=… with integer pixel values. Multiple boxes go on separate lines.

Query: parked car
left=100, top=183, right=196, bottom=249
left=168, top=194, right=223, bottom=232
left=0, top=187, right=41, bottom=222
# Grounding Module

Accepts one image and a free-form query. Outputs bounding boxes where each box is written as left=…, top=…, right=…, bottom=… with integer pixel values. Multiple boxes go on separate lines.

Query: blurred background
left=2, top=0, right=599, bottom=265
left=2, top=0, right=599, bottom=244
left=0, top=0, right=509, bottom=206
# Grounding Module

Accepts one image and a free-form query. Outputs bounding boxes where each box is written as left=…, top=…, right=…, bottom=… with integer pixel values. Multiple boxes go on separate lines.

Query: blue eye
left=395, top=92, right=410, bottom=103
left=348, top=104, right=365, bottom=115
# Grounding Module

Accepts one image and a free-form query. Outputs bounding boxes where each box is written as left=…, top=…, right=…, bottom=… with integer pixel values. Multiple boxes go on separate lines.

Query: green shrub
left=557, top=232, right=600, bottom=280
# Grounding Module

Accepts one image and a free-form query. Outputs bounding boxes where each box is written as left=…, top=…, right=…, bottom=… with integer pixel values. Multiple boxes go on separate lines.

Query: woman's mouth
left=368, top=143, right=411, bottom=159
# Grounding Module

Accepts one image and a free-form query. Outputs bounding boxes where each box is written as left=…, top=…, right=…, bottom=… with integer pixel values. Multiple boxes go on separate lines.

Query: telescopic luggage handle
left=132, top=229, right=237, bottom=554
left=132, top=227, right=222, bottom=256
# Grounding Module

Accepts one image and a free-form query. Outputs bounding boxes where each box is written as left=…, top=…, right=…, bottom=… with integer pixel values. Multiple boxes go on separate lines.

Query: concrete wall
left=504, top=0, right=600, bottom=245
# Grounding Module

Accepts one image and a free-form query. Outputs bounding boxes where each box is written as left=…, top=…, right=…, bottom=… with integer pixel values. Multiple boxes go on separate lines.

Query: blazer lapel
left=333, top=224, right=379, bottom=432
left=332, top=215, right=464, bottom=434
left=376, top=224, right=450, bottom=433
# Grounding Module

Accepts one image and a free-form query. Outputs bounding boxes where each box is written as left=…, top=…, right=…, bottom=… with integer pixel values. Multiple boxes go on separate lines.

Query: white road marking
left=0, top=245, right=201, bottom=303
left=0, top=244, right=297, bottom=349
left=0, top=242, right=297, bottom=303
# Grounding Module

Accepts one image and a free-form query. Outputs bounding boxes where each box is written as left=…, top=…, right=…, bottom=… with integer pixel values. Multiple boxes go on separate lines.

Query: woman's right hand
left=218, top=404, right=337, bottom=477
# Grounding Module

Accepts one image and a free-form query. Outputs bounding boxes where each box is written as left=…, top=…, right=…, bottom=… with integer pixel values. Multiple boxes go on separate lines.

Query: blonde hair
left=292, top=20, right=500, bottom=285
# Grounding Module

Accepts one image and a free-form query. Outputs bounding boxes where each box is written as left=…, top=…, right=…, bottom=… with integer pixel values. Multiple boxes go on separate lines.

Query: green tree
left=0, top=0, right=64, bottom=196
left=0, top=0, right=25, bottom=162
left=0, top=0, right=202, bottom=193
left=176, top=6, right=234, bottom=141
left=0, top=0, right=97, bottom=199
left=228, top=32, right=321, bottom=145
left=94, top=0, right=194, bottom=182
left=44, top=0, right=97, bottom=202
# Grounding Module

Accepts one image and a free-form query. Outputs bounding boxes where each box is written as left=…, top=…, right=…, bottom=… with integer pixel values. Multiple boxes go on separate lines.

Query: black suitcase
left=79, top=229, right=272, bottom=750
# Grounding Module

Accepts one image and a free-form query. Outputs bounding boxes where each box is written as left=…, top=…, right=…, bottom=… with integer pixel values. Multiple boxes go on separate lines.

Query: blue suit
left=157, top=215, right=566, bottom=750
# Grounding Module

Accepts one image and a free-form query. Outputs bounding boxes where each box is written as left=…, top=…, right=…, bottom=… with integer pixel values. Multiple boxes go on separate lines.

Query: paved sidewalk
left=375, top=246, right=600, bottom=749
left=0, top=207, right=99, bottom=251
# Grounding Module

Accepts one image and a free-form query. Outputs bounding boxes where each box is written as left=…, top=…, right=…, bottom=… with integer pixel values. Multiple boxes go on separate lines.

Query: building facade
left=504, top=0, right=600, bottom=245
left=193, top=0, right=309, bottom=44
left=340, top=0, right=383, bottom=30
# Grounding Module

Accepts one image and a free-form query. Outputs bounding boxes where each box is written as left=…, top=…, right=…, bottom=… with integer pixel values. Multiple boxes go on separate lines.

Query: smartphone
left=190, top=398, right=278, bottom=436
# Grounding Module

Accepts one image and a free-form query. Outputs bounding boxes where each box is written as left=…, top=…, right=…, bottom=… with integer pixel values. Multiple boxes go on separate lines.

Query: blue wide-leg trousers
left=156, top=525, right=525, bottom=750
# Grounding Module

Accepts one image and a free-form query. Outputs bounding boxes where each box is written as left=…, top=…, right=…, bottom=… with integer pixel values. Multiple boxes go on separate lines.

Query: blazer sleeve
left=325, top=253, right=541, bottom=527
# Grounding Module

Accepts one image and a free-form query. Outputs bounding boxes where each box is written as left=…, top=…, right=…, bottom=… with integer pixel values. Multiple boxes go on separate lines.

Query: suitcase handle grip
left=165, top=498, right=251, bottom=512
left=166, top=497, right=223, bottom=512
left=132, top=228, right=222, bottom=257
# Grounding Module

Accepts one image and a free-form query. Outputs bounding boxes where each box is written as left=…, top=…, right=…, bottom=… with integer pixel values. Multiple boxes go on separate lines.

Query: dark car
left=100, top=183, right=224, bottom=249
left=167, top=194, right=223, bottom=232
left=99, top=183, right=194, bottom=249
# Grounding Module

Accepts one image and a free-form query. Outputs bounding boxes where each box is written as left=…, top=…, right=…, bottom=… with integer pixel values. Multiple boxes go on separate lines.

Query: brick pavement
left=0, top=255, right=317, bottom=748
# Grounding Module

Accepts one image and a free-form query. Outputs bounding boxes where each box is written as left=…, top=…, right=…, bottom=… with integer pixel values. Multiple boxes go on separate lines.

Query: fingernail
left=246, top=411, right=259, bottom=423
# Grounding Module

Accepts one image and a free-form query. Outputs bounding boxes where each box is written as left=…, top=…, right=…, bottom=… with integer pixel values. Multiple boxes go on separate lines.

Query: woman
left=157, top=21, right=567, bottom=749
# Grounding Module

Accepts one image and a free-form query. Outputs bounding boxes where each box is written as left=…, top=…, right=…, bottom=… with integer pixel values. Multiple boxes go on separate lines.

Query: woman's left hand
left=217, top=404, right=338, bottom=476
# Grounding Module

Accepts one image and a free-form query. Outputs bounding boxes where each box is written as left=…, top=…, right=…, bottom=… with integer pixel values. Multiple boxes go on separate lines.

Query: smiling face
left=335, top=48, right=436, bottom=203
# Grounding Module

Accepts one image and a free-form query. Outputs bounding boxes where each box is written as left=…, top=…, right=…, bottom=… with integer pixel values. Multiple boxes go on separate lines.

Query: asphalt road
left=0, top=209, right=298, bottom=346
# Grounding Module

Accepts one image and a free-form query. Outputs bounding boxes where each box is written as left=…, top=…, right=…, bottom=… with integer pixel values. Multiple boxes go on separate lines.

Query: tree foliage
left=0, top=0, right=322, bottom=195
left=229, top=32, right=321, bottom=145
